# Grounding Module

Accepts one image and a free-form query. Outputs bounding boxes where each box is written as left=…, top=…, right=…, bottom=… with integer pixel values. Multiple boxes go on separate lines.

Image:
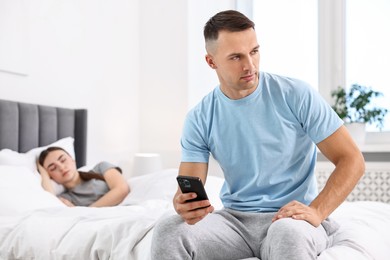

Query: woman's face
left=43, top=150, right=78, bottom=184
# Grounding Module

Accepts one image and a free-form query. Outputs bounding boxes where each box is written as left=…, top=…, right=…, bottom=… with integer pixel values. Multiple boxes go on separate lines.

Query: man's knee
left=262, top=218, right=317, bottom=259
left=268, top=218, right=314, bottom=244
left=151, top=215, right=184, bottom=254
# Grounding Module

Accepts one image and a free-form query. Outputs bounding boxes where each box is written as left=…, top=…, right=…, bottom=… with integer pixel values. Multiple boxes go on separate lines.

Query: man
left=151, top=10, right=364, bottom=260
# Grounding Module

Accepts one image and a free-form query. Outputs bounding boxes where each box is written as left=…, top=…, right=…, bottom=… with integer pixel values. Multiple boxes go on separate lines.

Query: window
left=252, top=0, right=318, bottom=90
left=346, top=0, right=390, bottom=131
left=249, top=0, right=390, bottom=134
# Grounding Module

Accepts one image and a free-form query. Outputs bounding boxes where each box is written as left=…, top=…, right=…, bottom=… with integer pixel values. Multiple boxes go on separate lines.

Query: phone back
left=177, top=176, right=209, bottom=201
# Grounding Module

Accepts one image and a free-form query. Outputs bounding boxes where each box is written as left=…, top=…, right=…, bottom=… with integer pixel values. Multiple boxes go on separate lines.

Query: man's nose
left=243, top=56, right=255, bottom=71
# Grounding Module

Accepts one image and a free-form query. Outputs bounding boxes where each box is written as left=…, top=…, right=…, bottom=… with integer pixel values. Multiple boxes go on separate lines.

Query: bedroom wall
left=0, top=0, right=234, bottom=178
left=0, top=0, right=140, bottom=177
left=138, top=0, right=237, bottom=176
left=137, top=0, right=188, bottom=172
left=7, top=1, right=372, bottom=179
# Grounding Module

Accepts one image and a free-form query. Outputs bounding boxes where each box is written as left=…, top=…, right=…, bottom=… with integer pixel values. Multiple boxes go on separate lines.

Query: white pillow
left=121, top=168, right=224, bottom=210
left=0, top=137, right=75, bottom=171
left=0, top=137, right=75, bottom=194
left=121, top=169, right=178, bottom=205
left=0, top=165, right=65, bottom=215
left=0, top=148, right=36, bottom=169
left=27, top=136, right=76, bottom=162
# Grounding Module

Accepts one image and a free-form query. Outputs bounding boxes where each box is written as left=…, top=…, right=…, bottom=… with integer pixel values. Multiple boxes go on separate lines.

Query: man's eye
left=231, top=56, right=240, bottom=60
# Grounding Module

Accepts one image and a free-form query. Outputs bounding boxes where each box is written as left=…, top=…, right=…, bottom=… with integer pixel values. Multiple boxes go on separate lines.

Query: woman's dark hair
left=38, top=146, right=105, bottom=182
left=38, top=146, right=67, bottom=166
left=203, top=10, right=255, bottom=42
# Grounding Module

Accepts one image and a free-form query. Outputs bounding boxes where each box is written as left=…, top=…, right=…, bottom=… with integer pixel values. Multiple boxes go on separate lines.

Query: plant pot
left=345, top=122, right=366, bottom=145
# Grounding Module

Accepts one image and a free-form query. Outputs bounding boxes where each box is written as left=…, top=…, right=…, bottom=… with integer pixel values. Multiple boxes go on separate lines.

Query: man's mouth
left=241, top=73, right=256, bottom=82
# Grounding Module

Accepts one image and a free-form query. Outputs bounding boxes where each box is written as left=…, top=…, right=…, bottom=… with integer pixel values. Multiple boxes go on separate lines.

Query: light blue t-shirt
left=181, top=72, right=343, bottom=212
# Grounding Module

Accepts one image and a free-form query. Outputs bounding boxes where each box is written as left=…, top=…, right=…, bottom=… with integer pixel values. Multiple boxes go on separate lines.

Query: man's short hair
left=203, top=10, right=255, bottom=42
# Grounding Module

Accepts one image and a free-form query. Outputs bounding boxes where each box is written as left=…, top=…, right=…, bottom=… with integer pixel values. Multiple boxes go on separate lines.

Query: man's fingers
left=176, top=192, right=197, bottom=204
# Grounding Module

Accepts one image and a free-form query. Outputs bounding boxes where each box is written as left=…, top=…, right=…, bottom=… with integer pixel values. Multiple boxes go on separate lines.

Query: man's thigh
left=152, top=209, right=270, bottom=260
left=260, top=218, right=333, bottom=260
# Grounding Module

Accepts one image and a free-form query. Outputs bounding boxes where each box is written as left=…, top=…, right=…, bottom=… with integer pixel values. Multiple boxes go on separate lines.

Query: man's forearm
left=310, top=157, right=365, bottom=221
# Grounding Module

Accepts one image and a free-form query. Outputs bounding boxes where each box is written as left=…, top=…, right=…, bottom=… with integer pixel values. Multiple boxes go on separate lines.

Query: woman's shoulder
left=90, top=161, right=122, bottom=174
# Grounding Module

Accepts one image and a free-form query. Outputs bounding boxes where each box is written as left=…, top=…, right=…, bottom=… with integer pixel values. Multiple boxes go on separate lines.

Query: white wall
left=0, top=0, right=140, bottom=177
left=138, top=0, right=237, bottom=174
left=0, top=0, right=236, bottom=178
left=188, top=0, right=236, bottom=108
left=138, top=0, right=189, bottom=171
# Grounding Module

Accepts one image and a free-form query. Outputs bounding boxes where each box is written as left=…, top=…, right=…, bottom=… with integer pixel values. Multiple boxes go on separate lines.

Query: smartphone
left=176, top=175, right=209, bottom=202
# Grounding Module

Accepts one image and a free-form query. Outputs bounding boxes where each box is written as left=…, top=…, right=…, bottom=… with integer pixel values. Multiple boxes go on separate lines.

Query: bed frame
left=0, top=99, right=87, bottom=168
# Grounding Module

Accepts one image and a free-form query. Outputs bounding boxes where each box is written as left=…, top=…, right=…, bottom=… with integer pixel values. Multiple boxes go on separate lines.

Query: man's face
left=205, top=28, right=260, bottom=99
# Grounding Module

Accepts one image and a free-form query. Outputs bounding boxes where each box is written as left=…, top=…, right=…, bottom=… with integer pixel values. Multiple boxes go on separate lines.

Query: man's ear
left=205, top=54, right=217, bottom=69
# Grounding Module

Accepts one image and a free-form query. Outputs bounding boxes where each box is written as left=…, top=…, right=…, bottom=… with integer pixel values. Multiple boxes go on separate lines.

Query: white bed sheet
left=0, top=201, right=171, bottom=260
left=319, top=201, right=390, bottom=260
left=1, top=167, right=390, bottom=260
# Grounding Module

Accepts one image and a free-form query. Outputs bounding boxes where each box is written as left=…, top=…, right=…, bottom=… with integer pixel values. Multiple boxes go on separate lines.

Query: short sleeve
left=91, top=161, right=122, bottom=175
left=180, top=111, right=210, bottom=163
left=288, top=81, right=343, bottom=144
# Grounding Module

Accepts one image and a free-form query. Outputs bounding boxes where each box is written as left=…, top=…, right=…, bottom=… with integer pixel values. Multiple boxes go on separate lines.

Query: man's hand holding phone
left=175, top=176, right=214, bottom=225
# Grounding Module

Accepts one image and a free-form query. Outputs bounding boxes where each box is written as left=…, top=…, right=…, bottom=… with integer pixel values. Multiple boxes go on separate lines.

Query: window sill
left=363, top=132, right=390, bottom=152
left=358, top=144, right=390, bottom=153
left=317, top=143, right=390, bottom=153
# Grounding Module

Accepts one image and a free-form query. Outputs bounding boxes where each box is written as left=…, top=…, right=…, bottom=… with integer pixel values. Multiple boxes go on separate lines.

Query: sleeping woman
left=37, top=146, right=130, bottom=207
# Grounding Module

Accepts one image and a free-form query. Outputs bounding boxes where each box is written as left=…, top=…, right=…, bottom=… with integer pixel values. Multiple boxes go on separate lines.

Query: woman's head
left=39, top=147, right=78, bottom=184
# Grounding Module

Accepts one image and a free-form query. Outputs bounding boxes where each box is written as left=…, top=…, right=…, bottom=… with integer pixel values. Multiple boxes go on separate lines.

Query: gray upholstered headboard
left=0, top=99, right=87, bottom=168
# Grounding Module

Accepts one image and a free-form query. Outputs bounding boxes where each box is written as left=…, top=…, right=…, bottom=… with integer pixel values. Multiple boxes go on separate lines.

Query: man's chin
left=241, top=78, right=258, bottom=89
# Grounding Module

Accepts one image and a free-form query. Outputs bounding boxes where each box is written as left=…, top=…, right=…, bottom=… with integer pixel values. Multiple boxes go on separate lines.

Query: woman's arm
left=89, top=168, right=130, bottom=207
left=36, top=162, right=56, bottom=194
left=37, top=161, right=74, bottom=207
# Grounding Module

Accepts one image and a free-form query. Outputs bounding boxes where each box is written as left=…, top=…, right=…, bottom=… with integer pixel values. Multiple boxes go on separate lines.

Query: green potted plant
left=331, top=84, right=388, bottom=143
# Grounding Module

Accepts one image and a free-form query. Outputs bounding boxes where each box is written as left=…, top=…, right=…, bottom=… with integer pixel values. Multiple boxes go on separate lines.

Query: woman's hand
left=37, top=161, right=50, bottom=179
left=36, top=160, right=56, bottom=194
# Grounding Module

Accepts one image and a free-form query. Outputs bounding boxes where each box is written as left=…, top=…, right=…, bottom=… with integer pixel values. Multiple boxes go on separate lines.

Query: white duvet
left=0, top=201, right=171, bottom=260
left=1, top=167, right=390, bottom=260
left=319, top=201, right=390, bottom=260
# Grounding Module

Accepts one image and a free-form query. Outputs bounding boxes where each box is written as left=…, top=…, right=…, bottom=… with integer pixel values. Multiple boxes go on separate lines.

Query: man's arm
left=311, top=125, right=365, bottom=220
left=273, top=125, right=365, bottom=226
left=174, top=162, right=214, bottom=225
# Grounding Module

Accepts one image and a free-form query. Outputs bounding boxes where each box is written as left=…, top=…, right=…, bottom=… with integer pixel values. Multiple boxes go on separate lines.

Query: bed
left=0, top=99, right=390, bottom=260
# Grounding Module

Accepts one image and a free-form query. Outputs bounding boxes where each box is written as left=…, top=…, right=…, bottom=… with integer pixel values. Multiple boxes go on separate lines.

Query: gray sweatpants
left=151, top=208, right=339, bottom=260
